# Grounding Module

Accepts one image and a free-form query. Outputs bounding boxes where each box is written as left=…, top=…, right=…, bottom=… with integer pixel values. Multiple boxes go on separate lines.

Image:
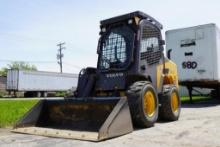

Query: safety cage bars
left=140, top=25, right=162, bottom=65
left=99, top=32, right=127, bottom=70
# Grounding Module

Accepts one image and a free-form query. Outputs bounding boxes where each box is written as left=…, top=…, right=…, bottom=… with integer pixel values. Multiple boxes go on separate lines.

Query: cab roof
left=100, top=11, right=163, bottom=29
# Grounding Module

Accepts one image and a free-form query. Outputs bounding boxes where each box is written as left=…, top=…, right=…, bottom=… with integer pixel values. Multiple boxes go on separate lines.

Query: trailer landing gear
left=187, top=86, right=193, bottom=103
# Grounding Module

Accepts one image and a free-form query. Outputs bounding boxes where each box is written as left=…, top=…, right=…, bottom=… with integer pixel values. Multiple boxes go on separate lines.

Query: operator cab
left=94, top=11, right=165, bottom=92
left=97, top=11, right=164, bottom=73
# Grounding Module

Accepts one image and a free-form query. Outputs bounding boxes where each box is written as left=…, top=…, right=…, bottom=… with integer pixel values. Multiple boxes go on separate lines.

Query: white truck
left=165, top=23, right=220, bottom=99
left=6, top=70, right=78, bottom=97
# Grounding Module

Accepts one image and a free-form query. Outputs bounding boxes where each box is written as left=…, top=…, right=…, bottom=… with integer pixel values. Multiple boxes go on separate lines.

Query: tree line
left=0, top=62, right=37, bottom=76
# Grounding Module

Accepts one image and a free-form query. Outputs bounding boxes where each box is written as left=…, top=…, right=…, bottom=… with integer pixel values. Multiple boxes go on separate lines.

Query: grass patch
left=0, top=100, right=38, bottom=128
left=0, top=96, right=213, bottom=128
left=181, top=96, right=212, bottom=104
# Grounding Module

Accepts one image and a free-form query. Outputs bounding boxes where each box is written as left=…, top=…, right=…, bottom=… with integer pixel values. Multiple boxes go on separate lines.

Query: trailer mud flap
left=12, top=97, right=133, bottom=141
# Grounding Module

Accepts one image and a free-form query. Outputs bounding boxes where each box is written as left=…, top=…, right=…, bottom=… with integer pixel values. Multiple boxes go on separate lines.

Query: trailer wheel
left=159, top=86, right=181, bottom=121
left=126, top=81, right=159, bottom=128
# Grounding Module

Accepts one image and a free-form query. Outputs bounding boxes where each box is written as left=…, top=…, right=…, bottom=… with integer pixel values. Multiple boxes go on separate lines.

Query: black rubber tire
left=126, top=81, right=159, bottom=128
left=159, top=86, right=181, bottom=121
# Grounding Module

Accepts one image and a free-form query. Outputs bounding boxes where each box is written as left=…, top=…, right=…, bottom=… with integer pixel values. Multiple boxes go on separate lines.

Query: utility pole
left=57, top=42, right=65, bottom=73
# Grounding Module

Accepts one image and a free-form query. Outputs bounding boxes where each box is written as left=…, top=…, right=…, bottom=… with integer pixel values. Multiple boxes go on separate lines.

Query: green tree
left=0, top=62, right=37, bottom=76
left=0, top=68, right=8, bottom=77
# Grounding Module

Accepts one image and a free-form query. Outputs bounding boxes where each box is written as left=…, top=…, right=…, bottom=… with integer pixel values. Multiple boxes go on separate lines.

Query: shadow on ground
left=182, top=98, right=220, bottom=108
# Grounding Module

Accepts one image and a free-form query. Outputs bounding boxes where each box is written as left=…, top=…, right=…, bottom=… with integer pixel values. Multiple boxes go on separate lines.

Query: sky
left=0, top=0, right=220, bottom=73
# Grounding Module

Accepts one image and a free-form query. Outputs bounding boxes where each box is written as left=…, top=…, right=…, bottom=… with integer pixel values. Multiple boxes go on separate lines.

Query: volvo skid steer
left=13, top=11, right=181, bottom=141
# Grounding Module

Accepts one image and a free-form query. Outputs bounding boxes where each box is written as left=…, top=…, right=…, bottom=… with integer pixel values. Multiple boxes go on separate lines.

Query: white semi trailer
left=6, top=70, right=78, bottom=97
left=166, top=23, right=220, bottom=100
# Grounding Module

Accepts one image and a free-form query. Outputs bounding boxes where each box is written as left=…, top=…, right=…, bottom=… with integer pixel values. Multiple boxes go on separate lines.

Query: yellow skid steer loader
left=13, top=11, right=181, bottom=141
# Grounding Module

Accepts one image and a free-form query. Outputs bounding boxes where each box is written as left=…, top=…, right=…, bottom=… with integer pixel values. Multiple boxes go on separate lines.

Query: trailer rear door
left=166, top=24, right=216, bottom=82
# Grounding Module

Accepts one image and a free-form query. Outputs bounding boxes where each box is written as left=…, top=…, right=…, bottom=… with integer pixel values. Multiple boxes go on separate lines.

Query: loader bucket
left=12, top=97, right=133, bottom=141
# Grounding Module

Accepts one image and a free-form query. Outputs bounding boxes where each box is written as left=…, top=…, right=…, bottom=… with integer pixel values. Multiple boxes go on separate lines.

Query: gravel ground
left=0, top=100, right=220, bottom=147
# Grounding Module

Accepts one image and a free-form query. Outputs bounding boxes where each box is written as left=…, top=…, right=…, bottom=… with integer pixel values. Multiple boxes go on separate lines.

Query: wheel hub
left=143, top=91, right=155, bottom=117
left=171, top=92, right=179, bottom=112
